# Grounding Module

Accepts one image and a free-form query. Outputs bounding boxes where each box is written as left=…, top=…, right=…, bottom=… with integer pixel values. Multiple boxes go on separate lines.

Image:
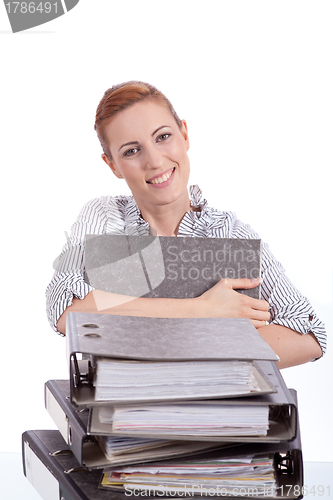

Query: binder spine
left=270, top=363, right=298, bottom=441
left=45, top=380, right=88, bottom=465
left=22, top=430, right=87, bottom=500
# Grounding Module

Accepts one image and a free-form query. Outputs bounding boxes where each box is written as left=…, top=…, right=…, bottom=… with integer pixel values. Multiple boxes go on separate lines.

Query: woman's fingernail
left=252, top=278, right=263, bottom=283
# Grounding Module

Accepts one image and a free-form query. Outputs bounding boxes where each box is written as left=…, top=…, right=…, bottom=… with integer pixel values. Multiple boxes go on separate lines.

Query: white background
left=0, top=0, right=332, bottom=463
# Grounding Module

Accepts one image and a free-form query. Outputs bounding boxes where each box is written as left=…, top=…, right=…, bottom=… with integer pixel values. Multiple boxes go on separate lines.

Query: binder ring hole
left=68, top=424, right=73, bottom=446
left=81, top=323, right=100, bottom=329
left=83, top=333, right=102, bottom=338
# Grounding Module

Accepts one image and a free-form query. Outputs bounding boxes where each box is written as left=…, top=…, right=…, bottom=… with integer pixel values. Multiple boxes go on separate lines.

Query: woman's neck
left=136, top=193, right=192, bottom=236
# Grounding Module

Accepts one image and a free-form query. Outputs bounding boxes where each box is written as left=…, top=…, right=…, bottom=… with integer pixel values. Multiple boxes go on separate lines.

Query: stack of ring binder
left=22, top=313, right=304, bottom=499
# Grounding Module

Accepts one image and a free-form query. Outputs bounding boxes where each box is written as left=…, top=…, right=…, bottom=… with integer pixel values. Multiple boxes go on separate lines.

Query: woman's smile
left=147, top=167, right=175, bottom=187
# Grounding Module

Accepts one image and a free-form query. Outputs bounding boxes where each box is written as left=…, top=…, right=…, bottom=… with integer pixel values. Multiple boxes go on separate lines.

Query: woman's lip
left=146, top=167, right=175, bottom=183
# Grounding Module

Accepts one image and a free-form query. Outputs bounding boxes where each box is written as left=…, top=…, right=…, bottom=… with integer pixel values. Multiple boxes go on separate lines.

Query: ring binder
left=84, top=236, right=263, bottom=300
left=22, top=417, right=304, bottom=499
left=45, top=370, right=298, bottom=470
left=66, top=313, right=279, bottom=408
left=45, top=380, right=228, bottom=469
left=22, top=234, right=307, bottom=499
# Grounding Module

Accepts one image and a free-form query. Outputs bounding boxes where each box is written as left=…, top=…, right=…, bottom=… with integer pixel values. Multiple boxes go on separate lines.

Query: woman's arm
left=56, top=277, right=269, bottom=333
left=56, top=278, right=322, bottom=368
left=257, top=324, right=322, bottom=369
left=225, top=212, right=326, bottom=362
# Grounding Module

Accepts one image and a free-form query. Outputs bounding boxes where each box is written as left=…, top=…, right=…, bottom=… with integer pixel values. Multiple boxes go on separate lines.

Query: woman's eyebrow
left=119, top=140, right=139, bottom=152
left=151, top=125, right=168, bottom=136
left=119, top=126, right=170, bottom=151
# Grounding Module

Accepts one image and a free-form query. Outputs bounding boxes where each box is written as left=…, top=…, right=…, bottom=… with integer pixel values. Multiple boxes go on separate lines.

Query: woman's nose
left=144, top=144, right=164, bottom=169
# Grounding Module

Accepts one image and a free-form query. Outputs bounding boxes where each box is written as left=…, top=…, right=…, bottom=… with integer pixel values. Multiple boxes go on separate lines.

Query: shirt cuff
left=46, top=273, right=94, bottom=336
left=270, top=310, right=327, bottom=358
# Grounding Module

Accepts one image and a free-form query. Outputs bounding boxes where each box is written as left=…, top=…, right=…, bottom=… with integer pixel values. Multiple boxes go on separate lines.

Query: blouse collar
left=124, top=184, right=209, bottom=236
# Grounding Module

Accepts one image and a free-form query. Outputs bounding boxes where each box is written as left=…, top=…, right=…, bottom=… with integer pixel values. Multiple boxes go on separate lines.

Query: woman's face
left=102, top=100, right=190, bottom=213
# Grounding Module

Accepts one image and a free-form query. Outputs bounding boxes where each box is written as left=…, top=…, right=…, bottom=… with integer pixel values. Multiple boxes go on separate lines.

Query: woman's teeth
left=149, top=169, right=173, bottom=184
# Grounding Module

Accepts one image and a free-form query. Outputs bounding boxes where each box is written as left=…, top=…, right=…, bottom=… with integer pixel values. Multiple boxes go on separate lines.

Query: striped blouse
left=46, top=185, right=327, bottom=356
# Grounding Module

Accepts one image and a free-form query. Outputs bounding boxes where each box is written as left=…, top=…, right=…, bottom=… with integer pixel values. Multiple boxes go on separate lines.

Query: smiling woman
left=100, top=100, right=191, bottom=236
left=46, top=81, right=326, bottom=369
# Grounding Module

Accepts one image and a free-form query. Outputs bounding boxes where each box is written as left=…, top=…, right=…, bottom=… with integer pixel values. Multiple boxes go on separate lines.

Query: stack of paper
left=22, top=238, right=304, bottom=499
left=67, top=314, right=280, bottom=409
left=94, top=359, right=262, bottom=402
left=96, top=435, right=225, bottom=464
left=100, top=403, right=269, bottom=438
left=101, top=455, right=277, bottom=496
left=63, top=313, right=298, bottom=472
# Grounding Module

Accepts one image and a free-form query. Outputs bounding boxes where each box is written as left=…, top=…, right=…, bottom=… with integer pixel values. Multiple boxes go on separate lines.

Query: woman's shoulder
left=75, top=193, right=143, bottom=235
left=203, top=205, right=257, bottom=238
left=78, top=193, right=136, bottom=217
left=190, top=186, right=255, bottom=238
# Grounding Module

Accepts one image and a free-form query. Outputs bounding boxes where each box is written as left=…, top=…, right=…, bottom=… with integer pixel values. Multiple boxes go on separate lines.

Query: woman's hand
left=196, top=278, right=271, bottom=328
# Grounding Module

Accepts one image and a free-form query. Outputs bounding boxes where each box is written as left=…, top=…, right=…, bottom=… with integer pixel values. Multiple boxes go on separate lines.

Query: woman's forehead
left=105, top=100, right=178, bottom=139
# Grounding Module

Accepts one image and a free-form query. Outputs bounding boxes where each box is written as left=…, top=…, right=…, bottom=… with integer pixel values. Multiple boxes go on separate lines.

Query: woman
left=46, top=81, right=326, bottom=368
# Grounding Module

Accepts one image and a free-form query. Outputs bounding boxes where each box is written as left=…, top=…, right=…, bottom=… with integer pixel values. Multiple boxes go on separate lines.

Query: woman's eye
left=124, top=148, right=139, bottom=157
left=157, top=133, right=170, bottom=142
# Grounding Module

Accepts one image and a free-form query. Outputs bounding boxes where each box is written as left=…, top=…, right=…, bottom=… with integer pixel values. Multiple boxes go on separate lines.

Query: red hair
left=94, top=81, right=181, bottom=158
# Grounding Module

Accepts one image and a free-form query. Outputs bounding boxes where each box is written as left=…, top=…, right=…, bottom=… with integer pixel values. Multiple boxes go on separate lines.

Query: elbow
left=308, top=333, right=323, bottom=361
left=56, top=314, right=66, bottom=335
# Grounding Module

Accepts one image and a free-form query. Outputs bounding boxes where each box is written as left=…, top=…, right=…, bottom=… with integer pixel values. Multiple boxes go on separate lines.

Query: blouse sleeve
left=227, top=213, right=327, bottom=357
left=46, top=197, right=108, bottom=335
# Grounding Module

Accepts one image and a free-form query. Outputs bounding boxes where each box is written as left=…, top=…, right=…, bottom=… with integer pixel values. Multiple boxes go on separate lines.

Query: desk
left=0, top=453, right=332, bottom=499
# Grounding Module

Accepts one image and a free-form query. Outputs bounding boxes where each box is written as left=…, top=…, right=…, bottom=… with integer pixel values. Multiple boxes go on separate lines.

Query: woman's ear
left=180, top=119, right=190, bottom=151
left=101, top=154, right=124, bottom=179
